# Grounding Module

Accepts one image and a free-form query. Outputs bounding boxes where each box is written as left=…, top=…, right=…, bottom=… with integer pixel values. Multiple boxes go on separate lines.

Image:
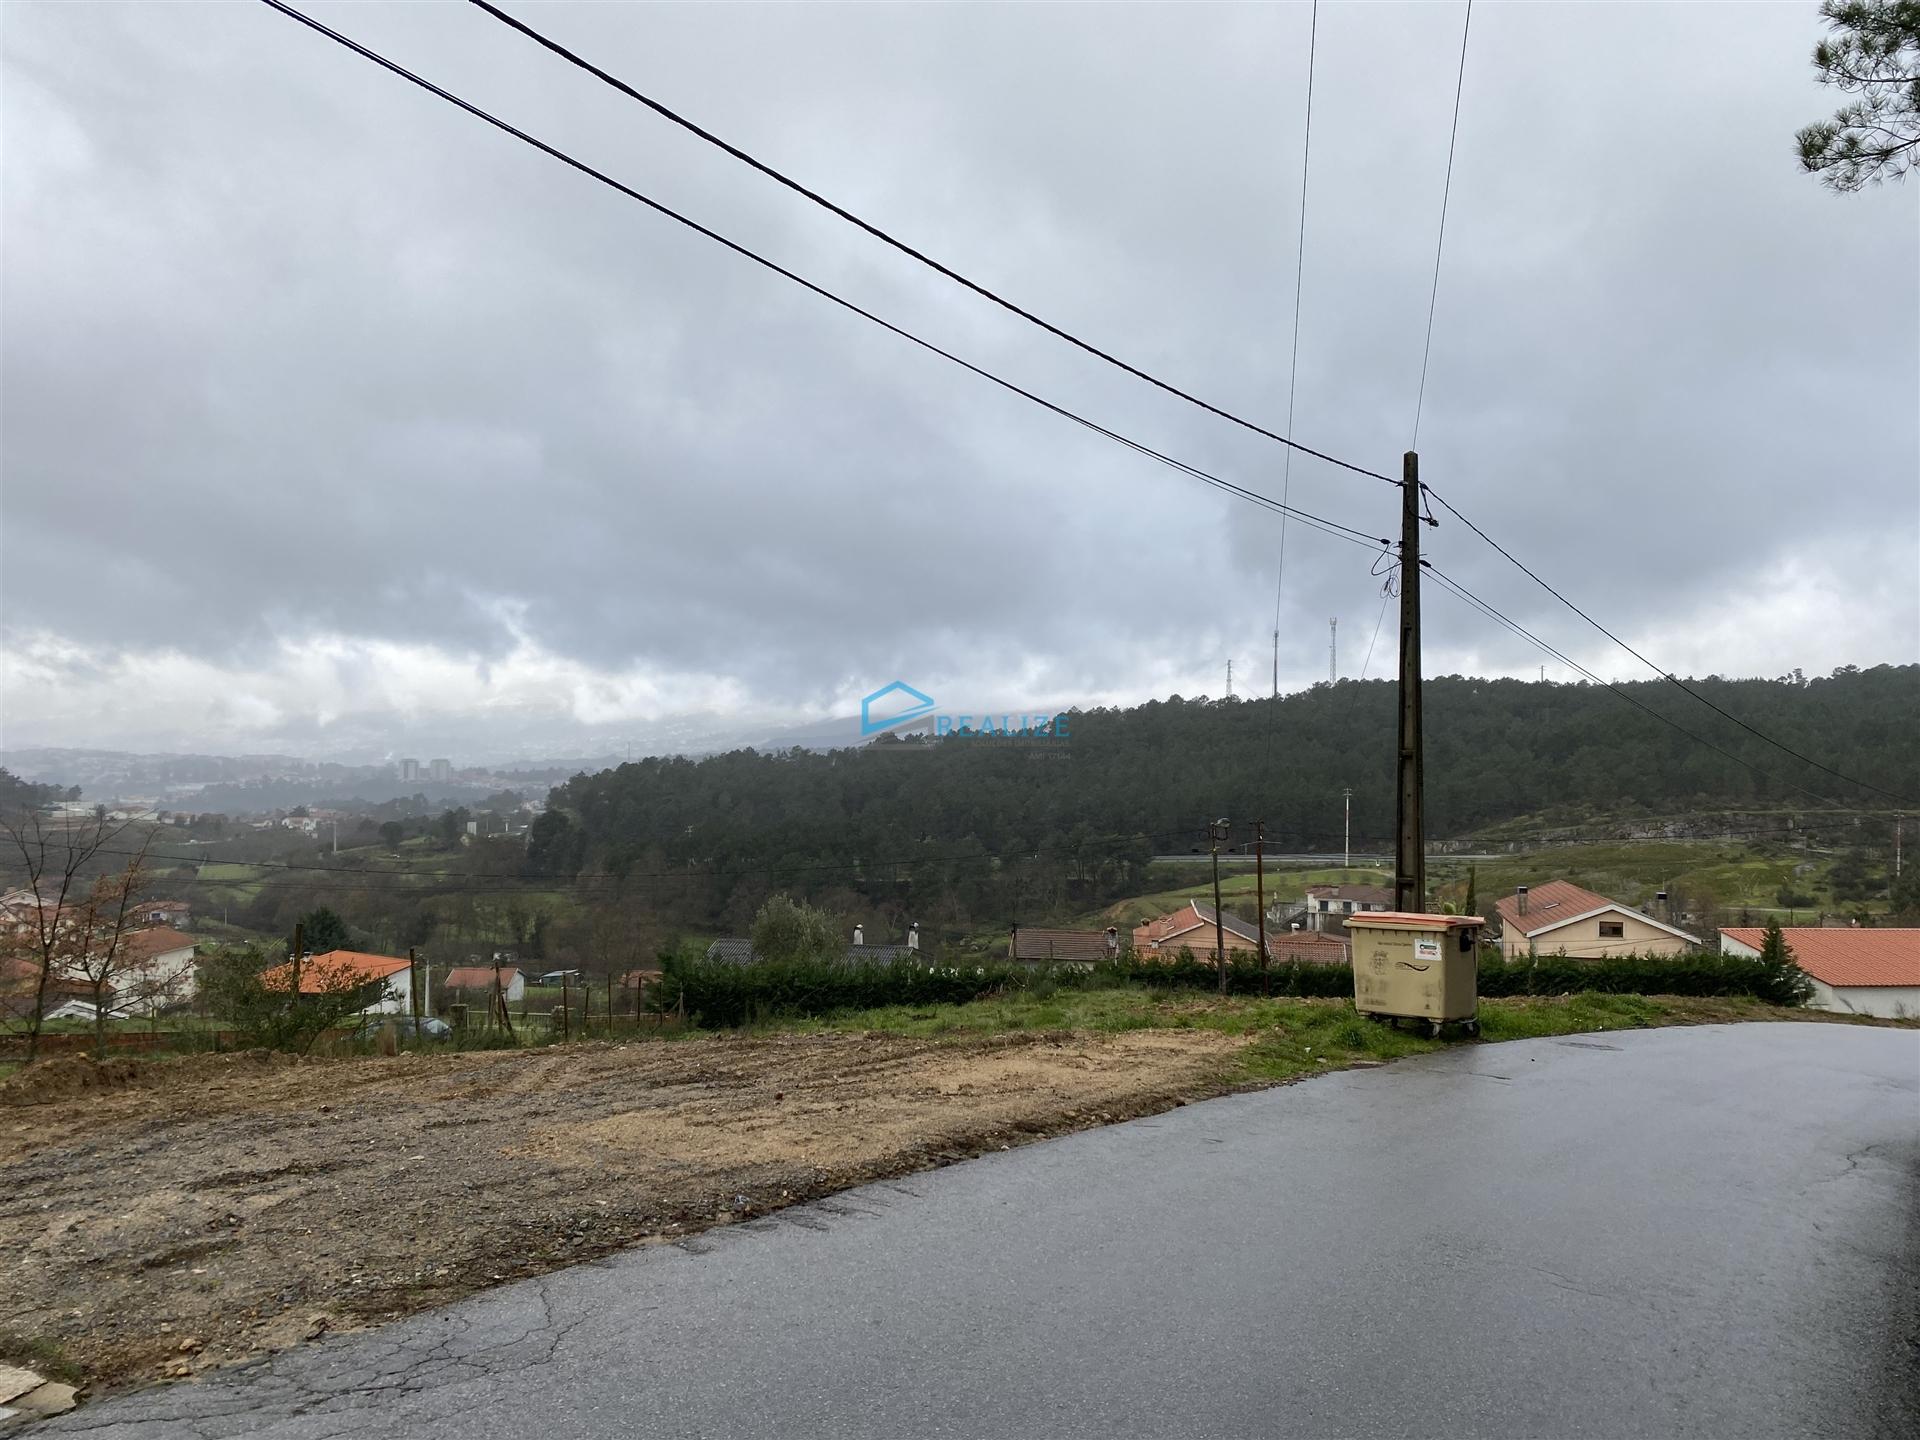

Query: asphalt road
left=32, top=1023, right=1919, bottom=1439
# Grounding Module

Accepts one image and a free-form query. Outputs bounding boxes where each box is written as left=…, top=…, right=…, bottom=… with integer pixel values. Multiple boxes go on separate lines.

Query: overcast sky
left=3, top=0, right=1915, bottom=761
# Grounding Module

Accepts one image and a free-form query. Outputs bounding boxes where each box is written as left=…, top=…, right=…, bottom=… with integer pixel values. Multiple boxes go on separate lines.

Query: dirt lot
left=0, top=1028, right=1240, bottom=1390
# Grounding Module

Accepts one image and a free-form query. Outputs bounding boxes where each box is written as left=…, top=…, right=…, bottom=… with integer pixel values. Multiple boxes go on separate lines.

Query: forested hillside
left=531, top=666, right=1917, bottom=928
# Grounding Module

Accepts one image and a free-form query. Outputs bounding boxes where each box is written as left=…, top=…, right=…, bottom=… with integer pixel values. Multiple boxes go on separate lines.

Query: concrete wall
left=1501, top=908, right=1692, bottom=960
left=1804, top=978, right=1920, bottom=1019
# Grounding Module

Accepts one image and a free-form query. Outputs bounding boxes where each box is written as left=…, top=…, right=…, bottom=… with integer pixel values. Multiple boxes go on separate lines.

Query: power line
left=255, top=1, right=1897, bottom=813
left=1271, top=0, right=1322, bottom=695
left=1422, top=488, right=1916, bottom=806
left=1411, top=0, right=1473, bottom=449
left=254, top=0, right=1389, bottom=554
left=1261, top=0, right=1323, bottom=808
left=464, top=0, right=1398, bottom=491
left=82, top=821, right=1337, bottom=894
left=1422, top=563, right=1867, bottom=814
left=1358, top=581, right=1394, bottom=680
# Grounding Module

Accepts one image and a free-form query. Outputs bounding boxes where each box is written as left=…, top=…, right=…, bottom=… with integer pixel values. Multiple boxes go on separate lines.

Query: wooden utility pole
left=1210, top=819, right=1230, bottom=997
left=1394, top=451, right=1427, bottom=913
left=291, top=922, right=304, bottom=1001
left=1254, top=819, right=1268, bottom=996
left=409, top=947, right=422, bottom=1025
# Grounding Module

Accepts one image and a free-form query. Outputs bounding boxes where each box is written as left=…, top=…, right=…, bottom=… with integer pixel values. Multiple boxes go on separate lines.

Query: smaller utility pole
left=1329, top=617, right=1338, bottom=685
left=1210, top=818, right=1231, bottom=997
left=409, top=946, right=422, bottom=1025
left=290, top=921, right=304, bottom=1001
left=1896, top=820, right=1903, bottom=878
left=1254, top=820, right=1269, bottom=996
left=1342, top=786, right=1353, bottom=870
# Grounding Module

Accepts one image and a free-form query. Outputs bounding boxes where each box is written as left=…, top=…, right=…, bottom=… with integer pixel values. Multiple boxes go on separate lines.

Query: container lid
left=1343, top=911, right=1485, bottom=932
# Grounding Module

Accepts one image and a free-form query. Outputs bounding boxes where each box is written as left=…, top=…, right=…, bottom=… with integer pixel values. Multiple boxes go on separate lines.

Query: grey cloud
left=2, top=1, right=1913, bottom=753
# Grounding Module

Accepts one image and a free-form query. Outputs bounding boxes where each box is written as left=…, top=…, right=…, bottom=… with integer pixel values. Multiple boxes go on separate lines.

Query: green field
left=1079, top=838, right=1871, bottom=935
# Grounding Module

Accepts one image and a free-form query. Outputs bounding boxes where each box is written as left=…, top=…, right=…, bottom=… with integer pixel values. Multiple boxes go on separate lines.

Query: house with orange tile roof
left=1719, top=927, right=1920, bottom=1018
left=1133, top=901, right=1266, bottom=963
left=258, top=949, right=422, bottom=1015
left=443, top=963, right=525, bottom=1003
left=1491, top=880, right=1700, bottom=959
left=1131, top=902, right=1349, bottom=964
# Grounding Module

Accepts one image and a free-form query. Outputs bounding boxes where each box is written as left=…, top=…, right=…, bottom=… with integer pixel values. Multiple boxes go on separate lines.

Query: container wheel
left=1427, top=1019, right=1444, bottom=1039
left=1462, top=1019, right=1481, bottom=1038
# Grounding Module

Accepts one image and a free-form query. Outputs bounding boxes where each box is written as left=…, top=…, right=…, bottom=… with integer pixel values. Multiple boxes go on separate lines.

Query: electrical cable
left=1271, top=0, right=1322, bottom=669
left=1422, top=488, right=1915, bottom=806
left=465, top=0, right=1398, bottom=489
left=253, top=0, right=1391, bottom=552
left=1410, top=0, right=1472, bottom=449
left=1422, top=563, right=1865, bottom=814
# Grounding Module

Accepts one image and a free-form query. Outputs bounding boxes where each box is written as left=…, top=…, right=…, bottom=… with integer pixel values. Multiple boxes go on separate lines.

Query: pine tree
left=1464, top=864, right=1478, bottom=919
left=1759, top=918, right=1792, bottom=966
left=1757, top=919, right=1814, bottom=1006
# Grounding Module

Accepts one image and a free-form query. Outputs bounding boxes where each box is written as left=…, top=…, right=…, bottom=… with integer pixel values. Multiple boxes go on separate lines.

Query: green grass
left=760, top=985, right=1821, bottom=1087
left=1428, top=840, right=1843, bottom=915
left=1076, top=838, right=1872, bottom=936
left=195, top=863, right=266, bottom=883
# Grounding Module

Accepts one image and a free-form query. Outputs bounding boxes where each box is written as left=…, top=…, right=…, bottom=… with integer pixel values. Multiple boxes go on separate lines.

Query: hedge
left=659, top=948, right=1811, bottom=1028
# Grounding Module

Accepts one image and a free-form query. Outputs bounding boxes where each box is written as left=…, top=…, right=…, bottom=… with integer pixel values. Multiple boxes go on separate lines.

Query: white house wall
left=1805, top=978, right=1920, bottom=1020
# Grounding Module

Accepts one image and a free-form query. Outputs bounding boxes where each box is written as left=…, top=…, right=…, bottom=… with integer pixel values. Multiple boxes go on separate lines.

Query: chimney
left=907, top=922, right=920, bottom=952
left=1655, top=890, right=1668, bottom=923
left=1104, top=925, right=1119, bottom=957
left=1516, top=885, right=1529, bottom=917
left=852, top=924, right=865, bottom=947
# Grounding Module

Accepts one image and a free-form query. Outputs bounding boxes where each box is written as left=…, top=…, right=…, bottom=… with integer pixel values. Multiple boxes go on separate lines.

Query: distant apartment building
left=429, top=758, right=452, bottom=783
left=398, top=758, right=421, bottom=782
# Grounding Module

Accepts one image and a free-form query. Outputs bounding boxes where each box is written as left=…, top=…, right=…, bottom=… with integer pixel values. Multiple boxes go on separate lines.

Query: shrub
left=661, top=956, right=1047, bottom=1029
left=658, top=943, right=1812, bottom=1028
left=1476, top=950, right=1810, bottom=1007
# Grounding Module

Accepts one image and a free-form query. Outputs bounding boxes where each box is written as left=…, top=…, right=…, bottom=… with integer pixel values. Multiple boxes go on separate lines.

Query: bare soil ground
left=0, top=1029, right=1239, bottom=1390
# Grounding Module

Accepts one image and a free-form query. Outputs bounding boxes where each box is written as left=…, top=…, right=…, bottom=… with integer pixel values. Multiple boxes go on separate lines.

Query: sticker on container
left=1413, top=937, right=1441, bottom=961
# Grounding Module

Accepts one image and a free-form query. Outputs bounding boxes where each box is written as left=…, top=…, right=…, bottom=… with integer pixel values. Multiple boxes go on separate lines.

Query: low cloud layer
left=4, top=2, right=1914, bottom=759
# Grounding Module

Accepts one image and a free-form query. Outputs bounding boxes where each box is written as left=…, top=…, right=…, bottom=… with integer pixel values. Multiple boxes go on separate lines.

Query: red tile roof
left=117, top=928, right=195, bottom=965
left=1011, top=927, right=1117, bottom=963
left=1493, top=880, right=1623, bottom=936
left=260, top=949, right=413, bottom=995
left=1720, top=928, right=1920, bottom=989
left=1268, top=930, right=1350, bottom=965
left=1133, top=902, right=1262, bottom=953
left=444, top=965, right=517, bottom=990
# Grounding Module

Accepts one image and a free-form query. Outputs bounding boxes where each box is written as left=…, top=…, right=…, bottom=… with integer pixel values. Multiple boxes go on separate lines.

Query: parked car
left=355, top=1015, right=451, bottom=1040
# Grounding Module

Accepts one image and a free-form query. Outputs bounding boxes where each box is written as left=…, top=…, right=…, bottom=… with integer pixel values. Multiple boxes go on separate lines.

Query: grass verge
left=767, top=988, right=1909, bottom=1088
